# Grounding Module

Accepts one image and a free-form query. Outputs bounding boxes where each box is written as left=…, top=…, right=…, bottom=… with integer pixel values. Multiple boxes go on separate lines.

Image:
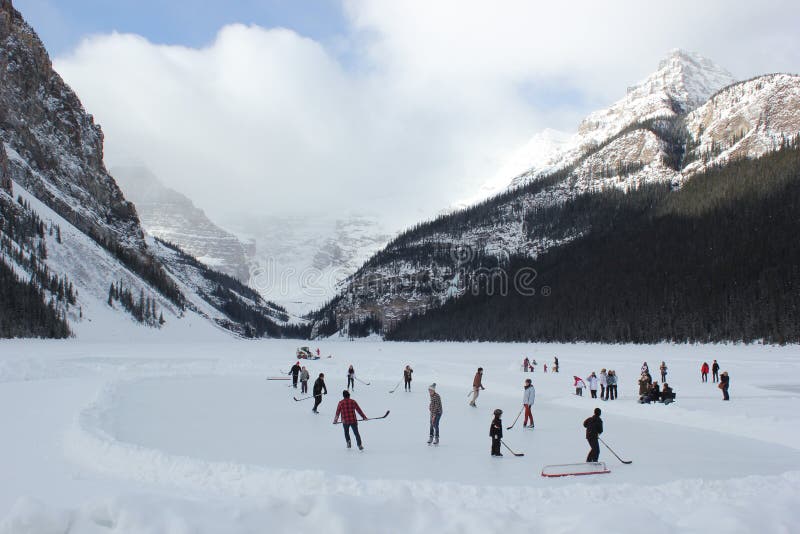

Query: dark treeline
left=0, top=194, right=71, bottom=337
left=0, top=259, right=70, bottom=338
left=108, top=282, right=164, bottom=327
left=387, top=141, right=800, bottom=343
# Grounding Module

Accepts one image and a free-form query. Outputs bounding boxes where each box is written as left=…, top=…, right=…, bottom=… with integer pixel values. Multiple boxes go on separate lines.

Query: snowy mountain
left=224, top=214, right=392, bottom=316
left=112, top=166, right=252, bottom=283
left=509, top=49, right=736, bottom=188
left=312, top=51, right=800, bottom=340
left=0, top=0, right=289, bottom=339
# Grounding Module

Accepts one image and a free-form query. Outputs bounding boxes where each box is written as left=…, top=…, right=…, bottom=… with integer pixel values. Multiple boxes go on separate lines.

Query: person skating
left=469, top=367, right=484, bottom=407
left=300, top=366, right=310, bottom=394
left=701, top=362, right=710, bottom=383
left=312, top=373, right=327, bottom=413
left=712, top=360, right=720, bottom=383
left=333, top=390, right=367, bottom=450
left=347, top=365, right=356, bottom=391
left=587, top=372, right=598, bottom=398
left=428, top=383, right=442, bottom=445
left=659, top=361, right=668, bottom=383
left=523, top=378, right=535, bottom=428
left=404, top=365, right=414, bottom=392
left=583, top=408, right=603, bottom=462
left=289, top=361, right=302, bottom=388
left=490, top=409, right=503, bottom=456
left=719, top=371, right=730, bottom=400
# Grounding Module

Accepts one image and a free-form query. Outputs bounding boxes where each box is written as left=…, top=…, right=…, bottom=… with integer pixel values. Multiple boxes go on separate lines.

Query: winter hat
left=428, top=383, right=436, bottom=391
left=342, top=390, right=350, bottom=398
left=493, top=409, right=503, bottom=416
left=594, top=408, right=601, bottom=416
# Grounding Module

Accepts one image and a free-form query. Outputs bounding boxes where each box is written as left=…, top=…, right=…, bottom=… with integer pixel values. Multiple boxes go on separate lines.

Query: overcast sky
left=16, top=0, right=800, bottom=231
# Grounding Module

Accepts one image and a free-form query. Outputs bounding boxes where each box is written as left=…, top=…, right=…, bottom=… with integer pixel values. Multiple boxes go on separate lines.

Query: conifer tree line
left=386, top=138, right=800, bottom=343
left=0, top=194, right=71, bottom=337
left=107, top=281, right=164, bottom=327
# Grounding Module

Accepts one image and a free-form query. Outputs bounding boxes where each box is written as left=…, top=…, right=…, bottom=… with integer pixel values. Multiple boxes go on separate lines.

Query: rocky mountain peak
left=0, top=0, right=144, bottom=250
left=647, top=48, right=736, bottom=111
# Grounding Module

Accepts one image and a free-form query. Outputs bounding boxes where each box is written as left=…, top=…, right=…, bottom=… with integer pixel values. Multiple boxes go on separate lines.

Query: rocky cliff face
left=112, top=166, right=252, bottom=283
left=0, top=0, right=143, bottom=250
left=317, top=53, right=800, bottom=336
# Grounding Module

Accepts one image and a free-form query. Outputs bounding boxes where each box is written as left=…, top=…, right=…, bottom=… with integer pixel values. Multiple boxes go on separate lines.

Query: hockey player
left=289, top=361, right=302, bottom=388
left=333, top=390, right=367, bottom=450
left=428, top=383, right=442, bottom=445
left=299, top=366, right=310, bottom=394
left=583, top=407, right=603, bottom=462
left=312, top=373, right=327, bottom=413
left=523, top=378, right=535, bottom=428
left=490, top=409, right=503, bottom=456
left=404, top=365, right=414, bottom=392
left=469, top=367, right=484, bottom=407
left=347, top=365, right=356, bottom=391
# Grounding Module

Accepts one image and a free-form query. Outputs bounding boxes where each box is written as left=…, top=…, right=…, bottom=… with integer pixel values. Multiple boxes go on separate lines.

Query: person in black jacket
left=490, top=409, right=503, bottom=457
left=289, top=361, right=302, bottom=388
left=312, top=373, right=328, bottom=413
left=583, top=408, right=603, bottom=462
left=712, top=360, right=720, bottom=383
left=720, top=371, right=730, bottom=400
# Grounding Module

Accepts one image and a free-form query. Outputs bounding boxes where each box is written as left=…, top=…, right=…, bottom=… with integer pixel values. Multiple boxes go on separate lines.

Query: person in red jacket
left=701, top=362, right=710, bottom=383
left=333, top=390, right=367, bottom=450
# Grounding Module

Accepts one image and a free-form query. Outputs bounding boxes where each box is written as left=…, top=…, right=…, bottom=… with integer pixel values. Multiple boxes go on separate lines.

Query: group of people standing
left=575, top=369, right=618, bottom=400
left=701, top=360, right=729, bottom=400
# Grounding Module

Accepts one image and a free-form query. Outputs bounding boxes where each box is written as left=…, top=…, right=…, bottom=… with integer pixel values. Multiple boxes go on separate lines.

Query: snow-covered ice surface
left=1, top=339, right=799, bottom=533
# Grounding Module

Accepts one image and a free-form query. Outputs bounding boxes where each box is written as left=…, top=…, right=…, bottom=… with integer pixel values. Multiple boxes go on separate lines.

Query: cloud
left=54, top=0, right=800, bottom=230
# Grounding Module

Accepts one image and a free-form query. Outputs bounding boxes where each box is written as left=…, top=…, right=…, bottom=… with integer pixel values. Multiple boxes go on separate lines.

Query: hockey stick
left=599, top=437, right=632, bottom=464
left=333, top=410, right=390, bottom=424
left=500, top=440, right=525, bottom=457
left=389, top=381, right=402, bottom=393
left=355, top=377, right=371, bottom=386
left=507, top=407, right=524, bottom=430
left=293, top=396, right=313, bottom=402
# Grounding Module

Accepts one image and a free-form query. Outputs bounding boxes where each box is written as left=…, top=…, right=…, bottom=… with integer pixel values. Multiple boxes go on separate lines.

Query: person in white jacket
left=523, top=378, right=536, bottom=428
left=599, top=369, right=608, bottom=400
left=587, top=372, right=599, bottom=399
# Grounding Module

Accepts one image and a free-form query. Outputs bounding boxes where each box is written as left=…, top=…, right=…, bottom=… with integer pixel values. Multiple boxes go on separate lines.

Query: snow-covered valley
left=1, top=338, right=798, bottom=533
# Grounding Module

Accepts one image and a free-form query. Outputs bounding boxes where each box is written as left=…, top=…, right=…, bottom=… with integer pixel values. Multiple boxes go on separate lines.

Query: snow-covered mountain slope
left=150, top=237, right=291, bottom=337
left=0, top=0, right=290, bottom=339
left=226, top=214, right=391, bottom=316
left=684, top=73, right=800, bottom=173
left=510, top=49, right=735, bottom=188
left=112, top=166, right=252, bottom=283
left=3, top=177, right=223, bottom=341
left=315, top=53, right=800, bottom=337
